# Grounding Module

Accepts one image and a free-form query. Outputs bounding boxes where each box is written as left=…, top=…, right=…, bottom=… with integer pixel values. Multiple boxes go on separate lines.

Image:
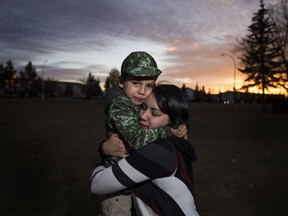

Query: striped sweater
left=91, top=136, right=199, bottom=216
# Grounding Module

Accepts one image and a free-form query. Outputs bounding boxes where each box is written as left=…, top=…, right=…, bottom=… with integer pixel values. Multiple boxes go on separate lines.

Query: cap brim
left=126, top=67, right=162, bottom=77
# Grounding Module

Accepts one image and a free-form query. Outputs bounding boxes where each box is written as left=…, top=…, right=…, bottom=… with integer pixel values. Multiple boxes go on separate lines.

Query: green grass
left=0, top=99, right=287, bottom=216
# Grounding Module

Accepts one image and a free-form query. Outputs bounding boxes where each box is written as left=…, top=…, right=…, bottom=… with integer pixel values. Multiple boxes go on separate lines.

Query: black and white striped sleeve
left=90, top=141, right=176, bottom=195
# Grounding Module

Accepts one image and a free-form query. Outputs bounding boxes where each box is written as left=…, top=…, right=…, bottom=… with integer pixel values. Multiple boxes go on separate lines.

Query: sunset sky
left=0, top=0, right=279, bottom=93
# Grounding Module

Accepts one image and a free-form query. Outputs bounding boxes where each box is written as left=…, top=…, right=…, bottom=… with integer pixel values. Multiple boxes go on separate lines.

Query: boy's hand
left=101, top=133, right=127, bottom=158
left=171, top=124, right=188, bottom=140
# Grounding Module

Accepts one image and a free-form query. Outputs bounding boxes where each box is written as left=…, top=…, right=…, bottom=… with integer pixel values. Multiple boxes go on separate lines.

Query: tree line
left=0, top=60, right=105, bottom=98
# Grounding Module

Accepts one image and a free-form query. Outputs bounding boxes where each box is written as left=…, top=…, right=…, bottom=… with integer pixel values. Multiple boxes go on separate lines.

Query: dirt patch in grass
left=1, top=99, right=287, bottom=216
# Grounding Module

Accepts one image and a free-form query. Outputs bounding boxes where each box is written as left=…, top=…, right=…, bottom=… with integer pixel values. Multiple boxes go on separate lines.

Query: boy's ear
left=118, top=76, right=124, bottom=88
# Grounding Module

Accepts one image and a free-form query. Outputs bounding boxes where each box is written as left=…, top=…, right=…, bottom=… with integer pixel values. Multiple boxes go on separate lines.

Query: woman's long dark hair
left=152, top=84, right=190, bottom=130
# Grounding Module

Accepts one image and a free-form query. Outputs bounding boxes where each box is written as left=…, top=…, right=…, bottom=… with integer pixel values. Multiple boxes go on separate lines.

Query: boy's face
left=119, top=75, right=157, bottom=106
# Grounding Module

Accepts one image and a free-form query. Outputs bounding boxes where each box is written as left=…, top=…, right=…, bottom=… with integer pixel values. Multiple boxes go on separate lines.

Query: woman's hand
left=171, top=124, right=188, bottom=140
left=101, top=133, right=127, bottom=158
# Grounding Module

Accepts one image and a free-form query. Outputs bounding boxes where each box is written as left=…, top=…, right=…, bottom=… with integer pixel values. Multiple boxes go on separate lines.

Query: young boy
left=103, top=51, right=173, bottom=164
left=99, top=51, right=184, bottom=216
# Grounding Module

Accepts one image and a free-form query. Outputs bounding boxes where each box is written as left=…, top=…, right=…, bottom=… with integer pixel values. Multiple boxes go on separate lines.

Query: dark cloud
left=0, top=0, right=278, bottom=89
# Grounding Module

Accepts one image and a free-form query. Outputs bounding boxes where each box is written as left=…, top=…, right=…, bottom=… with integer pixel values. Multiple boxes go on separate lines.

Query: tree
left=206, top=88, right=212, bottom=102
left=19, top=61, right=39, bottom=97
left=201, top=85, right=207, bottom=101
left=181, top=83, right=189, bottom=100
left=85, top=73, right=102, bottom=97
left=4, top=60, right=17, bottom=88
left=193, top=82, right=201, bottom=102
left=181, top=83, right=186, bottom=93
left=235, top=0, right=282, bottom=111
left=0, top=60, right=17, bottom=96
left=104, top=68, right=120, bottom=91
left=269, top=0, right=288, bottom=92
left=0, top=63, right=5, bottom=89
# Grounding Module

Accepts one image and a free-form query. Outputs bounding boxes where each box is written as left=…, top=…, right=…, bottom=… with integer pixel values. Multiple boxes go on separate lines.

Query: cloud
left=0, top=0, right=278, bottom=90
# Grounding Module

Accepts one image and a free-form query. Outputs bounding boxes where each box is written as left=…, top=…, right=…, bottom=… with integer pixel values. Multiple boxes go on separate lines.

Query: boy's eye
left=146, top=84, right=155, bottom=89
left=132, top=81, right=139, bottom=85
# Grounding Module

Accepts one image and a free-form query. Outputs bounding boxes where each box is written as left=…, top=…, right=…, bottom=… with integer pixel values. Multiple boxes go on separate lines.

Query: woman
left=90, top=84, right=199, bottom=216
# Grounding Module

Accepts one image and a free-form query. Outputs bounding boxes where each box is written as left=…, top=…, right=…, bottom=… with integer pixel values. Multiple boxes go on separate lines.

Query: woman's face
left=139, top=93, right=170, bottom=129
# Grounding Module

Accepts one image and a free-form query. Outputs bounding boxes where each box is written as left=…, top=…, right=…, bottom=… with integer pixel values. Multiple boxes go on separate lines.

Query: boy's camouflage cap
left=121, top=51, right=162, bottom=77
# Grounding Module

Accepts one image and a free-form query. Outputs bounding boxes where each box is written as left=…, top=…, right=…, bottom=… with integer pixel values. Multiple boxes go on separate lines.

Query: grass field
left=0, top=98, right=288, bottom=216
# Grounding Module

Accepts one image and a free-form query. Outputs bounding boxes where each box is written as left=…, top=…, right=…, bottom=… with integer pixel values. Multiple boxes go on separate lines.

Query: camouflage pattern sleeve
left=106, top=95, right=168, bottom=150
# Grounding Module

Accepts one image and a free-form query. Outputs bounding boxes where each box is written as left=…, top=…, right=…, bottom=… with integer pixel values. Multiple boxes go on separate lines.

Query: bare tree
left=269, top=0, right=288, bottom=91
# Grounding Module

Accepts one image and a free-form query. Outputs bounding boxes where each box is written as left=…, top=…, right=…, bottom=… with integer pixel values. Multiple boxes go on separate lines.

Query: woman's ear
left=118, top=76, right=124, bottom=88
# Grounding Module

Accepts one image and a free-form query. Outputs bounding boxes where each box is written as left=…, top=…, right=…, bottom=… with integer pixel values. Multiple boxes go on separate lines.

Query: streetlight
left=41, top=60, right=48, bottom=100
left=220, top=53, right=236, bottom=92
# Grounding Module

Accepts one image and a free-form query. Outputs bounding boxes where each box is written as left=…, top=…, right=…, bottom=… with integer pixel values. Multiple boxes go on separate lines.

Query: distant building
left=182, top=87, right=195, bottom=101
left=219, top=91, right=235, bottom=104
left=181, top=87, right=286, bottom=105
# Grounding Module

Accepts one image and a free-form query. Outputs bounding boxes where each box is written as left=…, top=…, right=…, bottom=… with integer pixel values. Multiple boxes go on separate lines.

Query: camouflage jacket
left=104, top=88, right=171, bottom=166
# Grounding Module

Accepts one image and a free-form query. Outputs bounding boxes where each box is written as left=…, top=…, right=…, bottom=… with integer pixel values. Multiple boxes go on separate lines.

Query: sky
left=0, top=0, right=279, bottom=93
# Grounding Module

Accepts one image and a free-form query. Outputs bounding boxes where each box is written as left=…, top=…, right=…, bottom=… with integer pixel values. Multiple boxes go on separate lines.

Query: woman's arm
left=100, top=129, right=187, bottom=160
left=90, top=157, right=150, bottom=195
left=91, top=140, right=176, bottom=195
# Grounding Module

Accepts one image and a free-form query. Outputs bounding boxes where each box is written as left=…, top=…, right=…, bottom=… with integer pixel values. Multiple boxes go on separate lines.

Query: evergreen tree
left=201, top=85, right=207, bottom=101
left=0, top=64, right=5, bottom=89
left=19, top=61, right=39, bottom=97
left=25, top=61, right=38, bottom=81
left=194, top=82, right=201, bottom=102
left=181, top=83, right=188, bottom=100
left=85, top=73, right=102, bottom=97
left=4, top=60, right=17, bottom=90
left=236, top=0, right=282, bottom=111
left=207, top=88, right=212, bottom=102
